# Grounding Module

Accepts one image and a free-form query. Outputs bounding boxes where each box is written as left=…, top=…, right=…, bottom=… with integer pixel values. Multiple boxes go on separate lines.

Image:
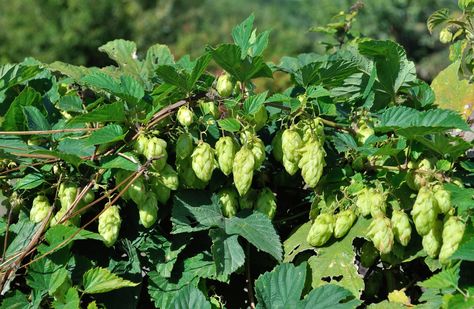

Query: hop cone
left=176, top=157, right=207, bottom=189
left=334, top=209, right=357, bottom=238
left=216, top=73, right=234, bottom=97
left=215, top=136, right=238, bottom=176
left=150, top=178, right=171, bottom=204
left=239, top=189, right=257, bottom=210
left=298, top=138, right=325, bottom=188
left=128, top=176, right=147, bottom=205
left=422, top=220, right=443, bottom=258
left=98, top=205, right=122, bottom=247
left=250, top=137, right=266, bottom=170
left=255, top=188, right=277, bottom=219
left=191, top=142, right=216, bottom=182
left=176, top=133, right=194, bottom=159
left=356, top=187, right=371, bottom=217
left=218, top=188, right=239, bottom=218
left=299, top=118, right=325, bottom=144
left=439, top=216, right=466, bottom=264
left=307, top=213, right=335, bottom=247
left=137, top=192, right=158, bottom=228
left=233, top=147, right=255, bottom=196
left=30, top=195, right=51, bottom=223
left=411, top=187, right=438, bottom=236
left=157, top=164, right=179, bottom=190
left=391, top=210, right=412, bottom=246
left=271, top=130, right=283, bottom=162
left=134, top=134, right=149, bottom=154
left=370, top=189, right=387, bottom=218
left=433, top=185, right=451, bottom=214
left=177, top=106, right=194, bottom=126
left=199, top=100, right=219, bottom=118
left=58, top=183, right=78, bottom=210
left=254, top=106, right=268, bottom=131
left=356, top=122, right=374, bottom=145
left=367, top=216, right=394, bottom=254
left=282, top=129, right=303, bottom=175
left=144, top=137, right=168, bottom=171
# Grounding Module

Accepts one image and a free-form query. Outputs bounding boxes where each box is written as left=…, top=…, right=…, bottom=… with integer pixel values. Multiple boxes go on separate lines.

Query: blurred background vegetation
left=0, top=0, right=457, bottom=81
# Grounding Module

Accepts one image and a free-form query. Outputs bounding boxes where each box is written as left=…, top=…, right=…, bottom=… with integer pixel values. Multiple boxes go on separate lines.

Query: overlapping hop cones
left=307, top=213, right=335, bottom=247
left=367, top=216, right=394, bottom=255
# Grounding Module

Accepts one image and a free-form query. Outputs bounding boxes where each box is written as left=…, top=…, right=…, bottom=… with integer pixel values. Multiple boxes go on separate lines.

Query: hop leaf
left=176, top=133, right=194, bottom=159
left=411, top=187, right=439, bottom=236
left=422, top=220, right=443, bottom=258
left=334, top=209, right=357, bottom=238
left=391, top=210, right=412, bottom=246
left=255, top=187, right=277, bottom=219
left=177, top=106, right=194, bottom=126
left=137, top=192, right=158, bottom=228
left=439, top=216, right=465, bottom=264
left=367, top=216, right=394, bottom=254
left=98, top=206, right=122, bottom=247
left=191, top=142, right=216, bottom=182
left=281, top=128, right=303, bottom=175
left=218, top=187, right=240, bottom=218
left=215, top=136, right=238, bottom=176
left=307, top=213, right=335, bottom=247
left=30, top=195, right=52, bottom=223
left=233, top=147, right=255, bottom=196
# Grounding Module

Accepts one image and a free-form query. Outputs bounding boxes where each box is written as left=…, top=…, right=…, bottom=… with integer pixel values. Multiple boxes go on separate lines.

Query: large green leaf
left=98, top=40, right=142, bottom=79
left=255, top=263, right=306, bottom=308
left=0, top=63, right=42, bottom=92
left=70, top=101, right=126, bottom=124
left=359, top=40, right=416, bottom=101
left=224, top=212, right=282, bottom=262
left=254, top=263, right=360, bottom=309
left=377, top=106, right=470, bottom=136
left=51, top=288, right=80, bottom=309
left=171, top=191, right=224, bottom=234
left=232, top=14, right=255, bottom=59
left=419, top=265, right=460, bottom=290
left=210, top=229, right=245, bottom=277
left=83, top=124, right=125, bottom=146
left=307, top=218, right=368, bottom=297
left=0, top=290, right=30, bottom=309
left=208, top=44, right=273, bottom=82
left=283, top=221, right=314, bottom=262
left=82, top=267, right=138, bottom=294
left=148, top=268, right=200, bottom=309
left=169, top=286, right=211, bottom=309
left=2, top=87, right=42, bottom=131
left=22, top=106, right=50, bottom=131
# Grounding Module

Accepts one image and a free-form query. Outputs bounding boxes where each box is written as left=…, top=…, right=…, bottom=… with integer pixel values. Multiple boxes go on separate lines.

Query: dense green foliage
left=0, top=2, right=474, bottom=309
left=0, top=0, right=456, bottom=80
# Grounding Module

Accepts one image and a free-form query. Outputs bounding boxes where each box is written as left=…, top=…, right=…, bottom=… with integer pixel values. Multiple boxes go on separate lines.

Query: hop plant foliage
left=1, top=10, right=473, bottom=308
